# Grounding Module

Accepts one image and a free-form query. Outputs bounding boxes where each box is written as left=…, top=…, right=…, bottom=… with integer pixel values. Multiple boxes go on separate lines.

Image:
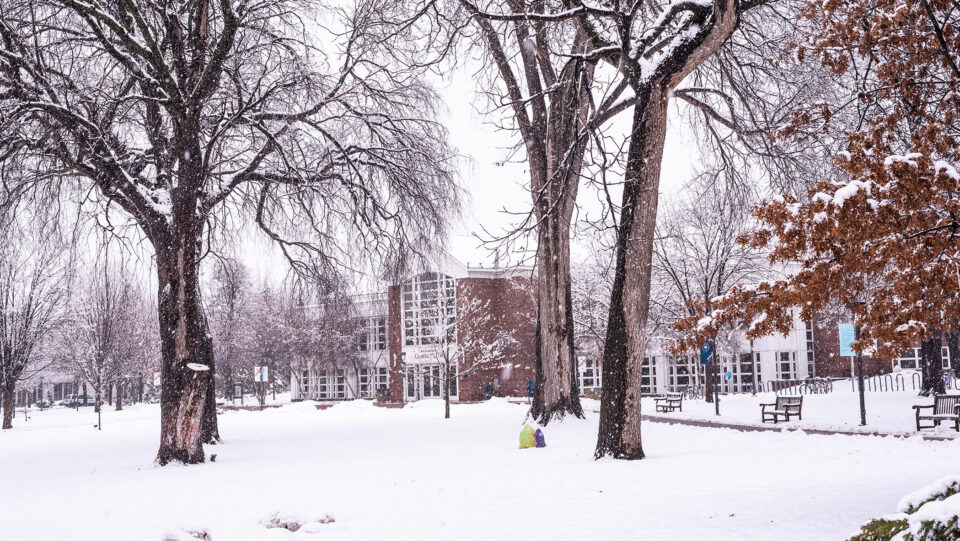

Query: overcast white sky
left=436, top=65, right=698, bottom=269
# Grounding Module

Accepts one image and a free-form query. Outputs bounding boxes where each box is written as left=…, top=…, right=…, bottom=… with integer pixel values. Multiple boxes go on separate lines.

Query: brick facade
left=385, top=271, right=536, bottom=403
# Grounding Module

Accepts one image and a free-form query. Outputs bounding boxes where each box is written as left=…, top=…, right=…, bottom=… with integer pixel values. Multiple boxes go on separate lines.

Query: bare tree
left=0, top=219, right=69, bottom=429
left=0, top=0, right=459, bottom=463
left=59, top=262, right=141, bottom=428
left=206, top=259, right=251, bottom=412
left=651, top=176, right=767, bottom=400
left=459, top=0, right=603, bottom=424
left=557, top=0, right=756, bottom=460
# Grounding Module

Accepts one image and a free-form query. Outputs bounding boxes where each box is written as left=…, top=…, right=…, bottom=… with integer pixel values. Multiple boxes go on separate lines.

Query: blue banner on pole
left=700, top=341, right=714, bottom=365
left=838, top=323, right=855, bottom=357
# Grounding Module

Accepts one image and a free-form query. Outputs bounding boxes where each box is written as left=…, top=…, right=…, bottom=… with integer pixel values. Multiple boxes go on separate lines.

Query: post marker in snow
left=839, top=321, right=867, bottom=426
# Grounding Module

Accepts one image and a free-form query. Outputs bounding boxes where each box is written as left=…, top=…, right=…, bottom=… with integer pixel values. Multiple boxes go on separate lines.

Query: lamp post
left=854, top=324, right=867, bottom=426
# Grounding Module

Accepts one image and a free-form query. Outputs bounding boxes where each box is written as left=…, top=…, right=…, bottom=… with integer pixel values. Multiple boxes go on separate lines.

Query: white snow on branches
left=831, top=179, right=872, bottom=207
left=934, top=160, right=960, bottom=181
left=883, top=152, right=923, bottom=167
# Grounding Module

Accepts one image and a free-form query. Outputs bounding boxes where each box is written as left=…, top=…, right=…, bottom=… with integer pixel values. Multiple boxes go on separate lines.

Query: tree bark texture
left=154, top=220, right=216, bottom=465
left=529, top=59, right=593, bottom=425
left=2, top=381, right=14, bottom=429
left=595, top=92, right=667, bottom=460
left=921, top=330, right=945, bottom=396
left=593, top=0, right=740, bottom=460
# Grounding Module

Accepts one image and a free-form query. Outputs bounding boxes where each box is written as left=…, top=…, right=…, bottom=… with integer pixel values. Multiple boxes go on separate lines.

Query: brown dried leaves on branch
left=674, top=0, right=960, bottom=358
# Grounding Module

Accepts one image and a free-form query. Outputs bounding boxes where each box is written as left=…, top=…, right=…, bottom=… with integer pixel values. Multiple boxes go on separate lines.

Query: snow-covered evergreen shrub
left=850, top=476, right=960, bottom=540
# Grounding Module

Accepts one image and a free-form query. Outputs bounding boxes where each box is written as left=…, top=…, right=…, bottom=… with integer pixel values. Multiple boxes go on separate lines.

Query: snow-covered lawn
left=2, top=398, right=959, bottom=540
left=644, top=376, right=959, bottom=436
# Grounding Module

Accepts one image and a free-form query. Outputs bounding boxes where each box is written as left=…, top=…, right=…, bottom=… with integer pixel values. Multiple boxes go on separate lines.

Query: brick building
left=290, top=252, right=536, bottom=403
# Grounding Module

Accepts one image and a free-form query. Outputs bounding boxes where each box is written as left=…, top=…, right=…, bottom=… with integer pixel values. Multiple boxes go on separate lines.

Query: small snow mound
left=299, top=519, right=337, bottom=534
left=186, top=363, right=210, bottom=372
left=163, top=528, right=211, bottom=541
left=261, top=510, right=334, bottom=533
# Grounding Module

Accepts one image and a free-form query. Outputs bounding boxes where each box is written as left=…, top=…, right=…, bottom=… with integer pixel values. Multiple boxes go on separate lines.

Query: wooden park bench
left=913, top=394, right=960, bottom=432
left=655, top=392, right=683, bottom=413
left=760, top=396, right=803, bottom=423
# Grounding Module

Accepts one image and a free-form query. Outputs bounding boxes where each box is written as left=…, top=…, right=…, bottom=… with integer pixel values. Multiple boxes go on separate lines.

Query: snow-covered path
left=1, top=399, right=956, bottom=540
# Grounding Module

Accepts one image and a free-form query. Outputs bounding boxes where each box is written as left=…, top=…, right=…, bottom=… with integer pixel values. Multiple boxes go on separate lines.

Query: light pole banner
left=838, top=323, right=855, bottom=357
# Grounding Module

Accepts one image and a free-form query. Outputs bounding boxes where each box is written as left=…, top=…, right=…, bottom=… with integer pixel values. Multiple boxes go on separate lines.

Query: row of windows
left=357, top=317, right=387, bottom=352
left=301, top=368, right=388, bottom=400
left=896, top=347, right=950, bottom=370
left=403, top=273, right=456, bottom=346
left=579, top=352, right=798, bottom=394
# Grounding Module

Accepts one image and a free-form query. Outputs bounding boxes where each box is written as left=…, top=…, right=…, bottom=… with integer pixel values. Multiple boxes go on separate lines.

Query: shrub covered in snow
left=850, top=476, right=960, bottom=540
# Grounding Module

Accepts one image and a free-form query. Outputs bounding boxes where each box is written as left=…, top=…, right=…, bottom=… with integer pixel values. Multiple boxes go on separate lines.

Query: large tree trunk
left=595, top=88, right=669, bottom=460
left=921, top=330, right=945, bottom=396
left=531, top=218, right=584, bottom=423
left=2, top=380, right=14, bottom=429
left=154, top=224, right=215, bottom=465
left=947, top=326, right=960, bottom=380
left=530, top=59, right=592, bottom=425
left=116, top=380, right=123, bottom=411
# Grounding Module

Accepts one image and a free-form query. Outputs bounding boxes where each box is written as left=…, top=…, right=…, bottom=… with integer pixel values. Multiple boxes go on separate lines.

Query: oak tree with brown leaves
left=675, top=0, right=960, bottom=397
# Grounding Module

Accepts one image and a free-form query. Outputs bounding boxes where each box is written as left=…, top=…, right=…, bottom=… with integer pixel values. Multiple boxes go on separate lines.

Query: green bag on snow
left=519, top=424, right=536, bottom=449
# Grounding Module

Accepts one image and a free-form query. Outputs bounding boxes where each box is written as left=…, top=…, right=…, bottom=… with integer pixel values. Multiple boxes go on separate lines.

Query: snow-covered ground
left=641, top=375, right=960, bottom=436
left=2, top=397, right=958, bottom=540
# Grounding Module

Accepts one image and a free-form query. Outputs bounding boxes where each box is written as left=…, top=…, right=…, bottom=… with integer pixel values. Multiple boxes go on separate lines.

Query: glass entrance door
left=422, top=365, right=442, bottom=398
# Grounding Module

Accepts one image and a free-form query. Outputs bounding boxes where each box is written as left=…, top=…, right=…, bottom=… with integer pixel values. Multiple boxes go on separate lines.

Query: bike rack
left=912, top=372, right=921, bottom=391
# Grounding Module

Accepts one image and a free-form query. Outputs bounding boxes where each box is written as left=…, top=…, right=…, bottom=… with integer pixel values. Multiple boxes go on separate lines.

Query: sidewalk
left=634, top=411, right=959, bottom=441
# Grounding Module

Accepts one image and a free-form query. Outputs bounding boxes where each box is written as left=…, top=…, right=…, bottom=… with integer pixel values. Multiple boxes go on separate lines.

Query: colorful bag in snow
left=534, top=428, right=546, bottom=448
left=519, top=425, right=536, bottom=449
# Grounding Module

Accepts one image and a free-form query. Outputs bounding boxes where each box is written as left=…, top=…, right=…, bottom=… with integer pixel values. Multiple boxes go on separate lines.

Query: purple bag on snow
left=534, top=428, right=546, bottom=448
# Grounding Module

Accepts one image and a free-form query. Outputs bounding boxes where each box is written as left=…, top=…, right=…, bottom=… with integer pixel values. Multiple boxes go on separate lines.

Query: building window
left=301, top=370, right=311, bottom=398
left=53, top=382, right=77, bottom=401
left=578, top=358, right=602, bottom=389
left=668, top=355, right=698, bottom=392
left=359, top=368, right=373, bottom=398
left=376, top=367, right=389, bottom=391
left=896, top=348, right=919, bottom=370
left=317, top=370, right=330, bottom=399
left=359, top=367, right=387, bottom=399
left=357, top=316, right=387, bottom=352
left=805, top=321, right=816, bottom=377
left=403, top=273, right=456, bottom=346
left=334, top=369, right=346, bottom=399
left=943, top=347, right=951, bottom=370
left=777, top=351, right=797, bottom=380
left=641, top=357, right=657, bottom=394
left=735, top=352, right=761, bottom=393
